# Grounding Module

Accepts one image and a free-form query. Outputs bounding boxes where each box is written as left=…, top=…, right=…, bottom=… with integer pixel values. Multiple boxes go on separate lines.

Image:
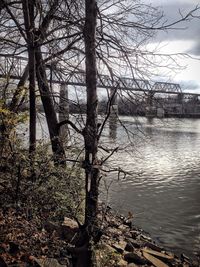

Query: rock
left=32, top=257, right=69, bottom=267
left=142, top=248, right=174, bottom=263
left=126, top=238, right=142, bottom=249
left=125, top=242, right=134, bottom=252
left=124, top=252, right=147, bottom=265
left=112, top=241, right=126, bottom=254
left=130, top=230, right=139, bottom=239
left=127, top=264, right=138, bottom=267
left=103, top=244, right=116, bottom=253
left=61, top=218, right=79, bottom=242
left=124, top=219, right=132, bottom=228
left=144, top=241, right=163, bottom=252
left=116, top=259, right=128, bottom=267
left=63, top=217, right=78, bottom=229
left=118, top=224, right=129, bottom=231
left=140, top=234, right=152, bottom=242
left=181, top=253, right=190, bottom=261
left=106, top=227, right=122, bottom=237
left=191, top=260, right=200, bottom=267
left=130, top=241, right=142, bottom=249
left=143, top=251, right=169, bottom=267
left=124, top=232, right=132, bottom=239
left=44, top=219, right=79, bottom=242
left=112, top=244, right=125, bottom=254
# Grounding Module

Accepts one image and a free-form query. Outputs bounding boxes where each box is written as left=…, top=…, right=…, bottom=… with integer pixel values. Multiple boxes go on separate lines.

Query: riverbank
left=94, top=206, right=200, bottom=266
left=0, top=205, right=199, bottom=267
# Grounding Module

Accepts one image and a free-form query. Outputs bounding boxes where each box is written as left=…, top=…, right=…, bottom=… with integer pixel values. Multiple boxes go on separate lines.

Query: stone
left=32, top=257, right=69, bottom=267
left=144, top=241, right=163, bottom=252
left=63, top=217, right=78, bottom=229
left=143, top=251, right=170, bottom=267
left=130, top=230, right=139, bottom=239
left=127, top=264, right=138, bottom=267
left=125, top=242, right=134, bottom=252
left=124, top=252, right=147, bottom=265
left=124, top=219, right=132, bottom=228
left=44, top=219, right=79, bottom=242
left=106, top=227, right=122, bottom=237
left=124, top=231, right=132, bottom=239
left=112, top=239, right=127, bottom=253
left=140, top=234, right=152, bottom=242
left=116, top=259, right=128, bottom=267
left=126, top=238, right=141, bottom=249
left=191, top=260, right=200, bottom=267
left=103, top=244, right=116, bottom=253
left=118, top=224, right=129, bottom=231
left=142, top=247, right=174, bottom=262
left=112, top=245, right=124, bottom=254
left=130, top=241, right=142, bottom=249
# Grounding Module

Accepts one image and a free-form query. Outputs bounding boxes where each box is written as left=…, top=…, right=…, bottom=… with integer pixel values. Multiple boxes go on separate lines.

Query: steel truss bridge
left=0, top=55, right=200, bottom=98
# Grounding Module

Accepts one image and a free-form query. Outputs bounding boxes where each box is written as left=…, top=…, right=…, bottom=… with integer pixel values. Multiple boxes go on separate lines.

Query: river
left=30, top=114, right=200, bottom=258
left=101, top=116, right=200, bottom=258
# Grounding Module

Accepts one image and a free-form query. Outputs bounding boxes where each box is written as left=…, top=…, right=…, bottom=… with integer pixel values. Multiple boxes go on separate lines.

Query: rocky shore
left=0, top=206, right=199, bottom=267
left=93, top=206, right=199, bottom=267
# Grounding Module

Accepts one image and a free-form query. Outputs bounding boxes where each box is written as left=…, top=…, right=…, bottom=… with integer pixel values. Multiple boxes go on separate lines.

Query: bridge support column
left=59, top=83, right=69, bottom=142
left=110, top=88, right=118, bottom=116
left=176, top=93, right=184, bottom=115
left=157, top=107, right=165, bottom=118
left=109, top=88, right=118, bottom=139
left=145, top=92, right=155, bottom=117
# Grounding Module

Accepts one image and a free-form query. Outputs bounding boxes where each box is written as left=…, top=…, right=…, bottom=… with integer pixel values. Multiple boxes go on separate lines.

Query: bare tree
left=80, top=0, right=99, bottom=265
left=0, top=1, right=199, bottom=266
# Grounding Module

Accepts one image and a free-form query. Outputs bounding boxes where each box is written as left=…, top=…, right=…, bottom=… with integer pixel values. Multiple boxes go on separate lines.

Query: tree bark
left=35, top=44, right=66, bottom=165
left=59, top=83, right=69, bottom=143
left=22, top=0, right=36, bottom=153
left=84, top=0, right=99, bottom=251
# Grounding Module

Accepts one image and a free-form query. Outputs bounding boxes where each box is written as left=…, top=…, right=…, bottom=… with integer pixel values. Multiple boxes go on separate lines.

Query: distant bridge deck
left=0, top=54, right=200, bottom=97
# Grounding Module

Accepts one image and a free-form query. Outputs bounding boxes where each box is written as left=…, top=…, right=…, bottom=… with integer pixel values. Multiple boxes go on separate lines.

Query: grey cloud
left=180, top=80, right=200, bottom=91
left=152, top=2, right=200, bottom=53
left=187, top=42, right=200, bottom=56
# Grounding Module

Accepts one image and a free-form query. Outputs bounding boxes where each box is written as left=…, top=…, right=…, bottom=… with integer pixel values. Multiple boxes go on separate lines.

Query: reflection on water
left=109, top=115, right=117, bottom=140
left=23, top=114, right=200, bottom=257
left=103, top=116, right=200, bottom=258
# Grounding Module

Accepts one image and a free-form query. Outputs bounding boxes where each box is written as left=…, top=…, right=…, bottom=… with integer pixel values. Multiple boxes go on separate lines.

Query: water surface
left=102, top=117, right=200, bottom=257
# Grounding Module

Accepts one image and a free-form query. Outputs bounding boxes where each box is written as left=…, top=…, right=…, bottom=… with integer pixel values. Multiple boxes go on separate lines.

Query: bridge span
left=1, top=54, right=200, bottom=118
left=0, top=54, right=199, bottom=97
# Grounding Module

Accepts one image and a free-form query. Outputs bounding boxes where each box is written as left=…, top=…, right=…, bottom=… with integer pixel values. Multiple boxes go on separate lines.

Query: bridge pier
left=108, top=88, right=118, bottom=139
left=157, top=107, right=165, bottom=118
left=110, top=88, right=118, bottom=116
left=59, top=83, right=69, bottom=142
left=145, top=92, right=155, bottom=117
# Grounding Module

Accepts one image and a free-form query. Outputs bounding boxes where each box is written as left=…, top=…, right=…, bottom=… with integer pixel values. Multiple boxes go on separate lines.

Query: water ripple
left=106, top=117, right=200, bottom=258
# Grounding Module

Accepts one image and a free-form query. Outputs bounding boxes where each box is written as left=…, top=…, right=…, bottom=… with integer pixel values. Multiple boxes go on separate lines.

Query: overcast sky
left=145, top=0, right=200, bottom=92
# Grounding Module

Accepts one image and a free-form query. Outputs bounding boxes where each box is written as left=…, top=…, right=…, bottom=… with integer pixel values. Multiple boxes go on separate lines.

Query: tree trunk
left=83, top=0, right=99, bottom=263
left=35, top=44, right=66, bottom=165
left=73, top=1, right=99, bottom=266
left=59, top=83, right=69, bottom=143
left=9, top=66, right=29, bottom=113
left=22, top=0, right=36, bottom=154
